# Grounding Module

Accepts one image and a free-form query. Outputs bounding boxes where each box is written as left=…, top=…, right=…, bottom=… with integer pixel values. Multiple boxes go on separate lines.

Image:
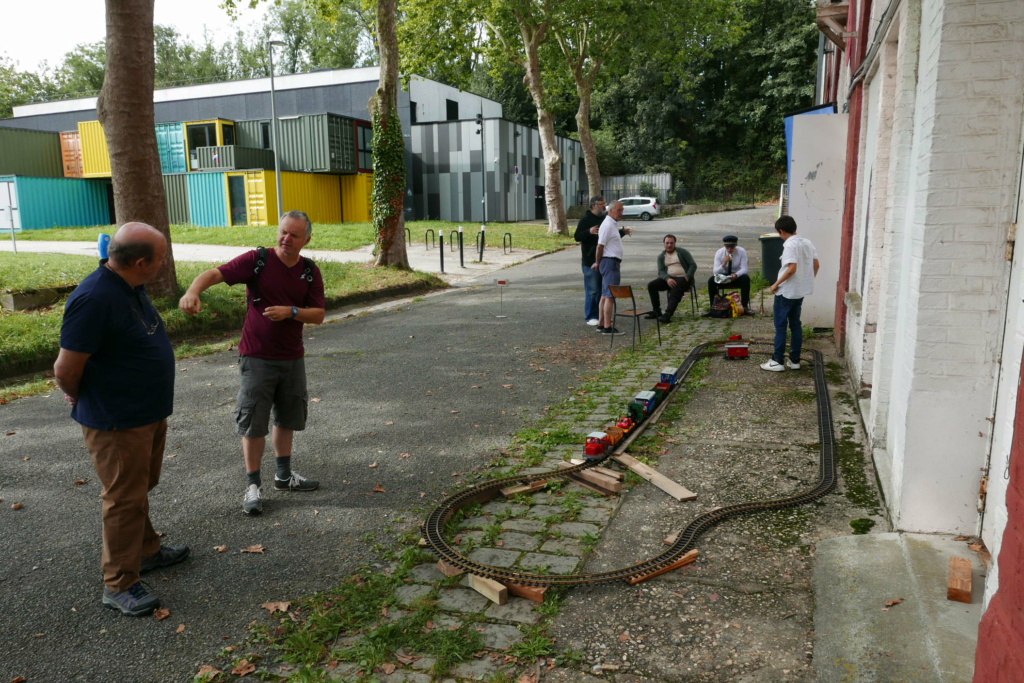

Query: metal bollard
left=439, top=231, right=445, bottom=273
left=458, top=226, right=465, bottom=268
left=477, top=225, right=486, bottom=263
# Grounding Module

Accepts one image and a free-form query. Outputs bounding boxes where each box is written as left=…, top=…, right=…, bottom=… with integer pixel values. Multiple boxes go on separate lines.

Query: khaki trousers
left=82, top=419, right=166, bottom=591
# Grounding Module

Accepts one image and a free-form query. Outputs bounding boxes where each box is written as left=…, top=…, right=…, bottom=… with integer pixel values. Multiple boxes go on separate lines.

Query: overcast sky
left=5, top=0, right=271, bottom=72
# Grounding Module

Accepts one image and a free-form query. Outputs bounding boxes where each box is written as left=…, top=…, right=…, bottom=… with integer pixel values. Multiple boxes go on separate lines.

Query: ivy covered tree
left=370, top=0, right=409, bottom=268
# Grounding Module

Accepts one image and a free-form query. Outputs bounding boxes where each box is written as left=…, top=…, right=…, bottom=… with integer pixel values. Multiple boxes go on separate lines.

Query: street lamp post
left=268, top=40, right=286, bottom=220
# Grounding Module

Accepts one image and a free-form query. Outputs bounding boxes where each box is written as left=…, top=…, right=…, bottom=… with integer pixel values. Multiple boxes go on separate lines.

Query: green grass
left=0, top=252, right=445, bottom=378
left=14, top=220, right=571, bottom=253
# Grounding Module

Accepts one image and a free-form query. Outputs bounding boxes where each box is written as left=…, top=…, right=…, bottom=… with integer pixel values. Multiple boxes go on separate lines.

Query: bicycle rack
left=404, top=227, right=411, bottom=245
left=425, top=229, right=435, bottom=250
left=503, top=232, right=513, bottom=254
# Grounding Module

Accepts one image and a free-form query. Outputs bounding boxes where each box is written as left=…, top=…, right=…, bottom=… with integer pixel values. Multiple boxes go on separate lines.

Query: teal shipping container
left=186, top=172, right=228, bottom=227
left=163, top=173, right=190, bottom=225
left=0, top=175, right=112, bottom=231
left=156, top=122, right=188, bottom=174
left=0, top=128, right=64, bottom=178
left=196, top=146, right=275, bottom=171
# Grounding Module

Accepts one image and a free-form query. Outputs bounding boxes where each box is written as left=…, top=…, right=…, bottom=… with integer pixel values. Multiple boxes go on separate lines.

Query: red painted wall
left=974, top=357, right=1024, bottom=680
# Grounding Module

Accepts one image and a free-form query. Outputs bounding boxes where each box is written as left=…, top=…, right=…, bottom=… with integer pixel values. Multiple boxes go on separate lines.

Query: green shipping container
left=163, top=173, right=190, bottom=225
left=0, top=128, right=64, bottom=178
left=277, top=113, right=358, bottom=174
left=196, top=146, right=276, bottom=172
left=156, top=122, right=188, bottom=174
left=234, top=119, right=269, bottom=149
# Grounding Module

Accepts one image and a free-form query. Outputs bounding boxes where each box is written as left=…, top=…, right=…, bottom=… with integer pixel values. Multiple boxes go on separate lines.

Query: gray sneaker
left=243, top=484, right=264, bottom=515
left=274, top=471, right=319, bottom=491
left=103, top=582, right=159, bottom=617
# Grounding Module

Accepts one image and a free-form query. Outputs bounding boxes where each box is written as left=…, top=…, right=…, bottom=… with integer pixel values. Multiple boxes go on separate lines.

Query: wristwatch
left=291, top=306, right=299, bottom=319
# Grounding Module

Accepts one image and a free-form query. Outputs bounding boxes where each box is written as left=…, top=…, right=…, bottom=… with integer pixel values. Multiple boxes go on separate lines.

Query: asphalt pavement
left=0, top=208, right=778, bottom=682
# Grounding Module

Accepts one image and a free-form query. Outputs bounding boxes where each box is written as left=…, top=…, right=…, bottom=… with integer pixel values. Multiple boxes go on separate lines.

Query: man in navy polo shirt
left=179, top=211, right=326, bottom=515
left=54, top=222, right=188, bottom=617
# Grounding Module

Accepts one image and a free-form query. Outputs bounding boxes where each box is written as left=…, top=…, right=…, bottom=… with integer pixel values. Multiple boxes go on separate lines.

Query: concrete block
left=436, top=585, right=491, bottom=612
left=1, top=285, right=76, bottom=311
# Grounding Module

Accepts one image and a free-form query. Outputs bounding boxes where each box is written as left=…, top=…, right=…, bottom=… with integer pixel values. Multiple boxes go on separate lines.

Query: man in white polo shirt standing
left=592, top=200, right=630, bottom=335
left=761, top=215, right=819, bottom=372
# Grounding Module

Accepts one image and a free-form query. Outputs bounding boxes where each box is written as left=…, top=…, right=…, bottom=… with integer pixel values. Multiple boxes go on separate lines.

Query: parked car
left=617, top=196, right=660, bottom=221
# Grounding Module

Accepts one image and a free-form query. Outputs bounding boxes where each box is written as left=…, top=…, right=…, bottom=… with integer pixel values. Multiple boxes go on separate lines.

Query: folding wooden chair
left=609, top=285, right=662, bottom=351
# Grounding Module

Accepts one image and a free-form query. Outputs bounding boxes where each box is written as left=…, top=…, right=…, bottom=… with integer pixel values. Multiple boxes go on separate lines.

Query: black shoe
left=643, top=311, right=660, bottom=320
left=658, top=315, right=672, bottom=324
left=140, top=545, right=190, bottom=573
left=596, top=326, right=606, bottom=333
left=602, top=327, right=625, bottom=335
left=274, top=471, right=319, bottom=491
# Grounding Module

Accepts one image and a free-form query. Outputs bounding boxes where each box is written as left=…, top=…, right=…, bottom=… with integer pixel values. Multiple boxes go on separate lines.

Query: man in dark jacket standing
left=54, top=222, right=189, bottom=617
left=646, top=234, right=697, bottom=323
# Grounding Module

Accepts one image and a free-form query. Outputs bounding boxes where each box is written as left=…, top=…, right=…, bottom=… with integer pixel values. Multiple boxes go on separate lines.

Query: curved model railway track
left=422, top=341, right=837, bottom=586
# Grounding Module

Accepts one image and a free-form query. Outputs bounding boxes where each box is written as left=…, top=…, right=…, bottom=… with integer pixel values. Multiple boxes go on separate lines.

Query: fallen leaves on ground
left=73, top=479, right=88, bottom=486
left=175, top=624, right=186, bottom=634
left=231, top=659, right=256, bottom=676
left=372, top=483, right=387, bottom=493
left=195, top=666, right=221, bottom=681
left=324, top=660, right=339, bottom=670
left=381, top=663, right=397, bottom=674
left=261, top=601, right=291, bottom=614
left=369, top=462, right=378, bottom=468
left=450, top=410, right=459, bottom=414
left=12, top=677, right=28, bottom=683
left=396, top=653, right=418, bottom=665
left=884, top=598, right=905, bottom=608
left=503, top=384, right=514, bottom=388
left=6, top=431, right=16, bottom=436
left=386, top=421, right=394, bottom=425
left=213, top=545, right=227, bottom=553
left=310, top=397, right=322, bottom=403
left=11, top=503, right=23, bottom=510
left=241, top=545, right=266, bottom=554
left=400, top=452, right=411, bottom=459
left=22, top=456, right=29, bottom=461
left=153, top=608, right=170, bottom=621
left=518, top=674, right=538, bottom=683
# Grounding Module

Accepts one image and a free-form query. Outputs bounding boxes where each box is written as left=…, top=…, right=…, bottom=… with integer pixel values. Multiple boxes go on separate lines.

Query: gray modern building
left=0, top=68, right=583, bottom=222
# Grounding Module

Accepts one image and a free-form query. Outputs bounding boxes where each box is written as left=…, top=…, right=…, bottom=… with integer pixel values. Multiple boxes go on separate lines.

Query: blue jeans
left=582, top=265, right=601, bottom=321
left=773, top=295, right=803, bottom=363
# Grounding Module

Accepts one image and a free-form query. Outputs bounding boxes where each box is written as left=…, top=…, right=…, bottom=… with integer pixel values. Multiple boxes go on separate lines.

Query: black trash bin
left=759, top=233, right=784, bottom=284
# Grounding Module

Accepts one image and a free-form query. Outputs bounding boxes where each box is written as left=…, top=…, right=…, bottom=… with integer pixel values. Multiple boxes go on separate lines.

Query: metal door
left=0, top=180, right=20, bottom=232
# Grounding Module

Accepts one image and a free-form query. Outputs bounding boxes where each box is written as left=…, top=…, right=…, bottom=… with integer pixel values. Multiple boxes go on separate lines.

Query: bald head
left=108, top=223, right=168, bottom=285
left=608, top=200, right=624, bottom=220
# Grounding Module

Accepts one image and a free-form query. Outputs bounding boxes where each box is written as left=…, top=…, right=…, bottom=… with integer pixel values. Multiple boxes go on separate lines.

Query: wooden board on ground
left=469, top=574, right=508, bottom=605
left=626, top=549, right=700, bottom=585
left=664, top=531, right=680, bottom=545
left=501, top=480, right=547, bottom=498
left=437, top=560, right=464, bottom=577
left=613, top=453, right=697, bottom=501
left=557, top=461, right=622, bottom=493
left=502, top=581, right=548, bottom=603
left=947, top=557, right=972, bottom=603
left=569, top=459, right=625, bottom=480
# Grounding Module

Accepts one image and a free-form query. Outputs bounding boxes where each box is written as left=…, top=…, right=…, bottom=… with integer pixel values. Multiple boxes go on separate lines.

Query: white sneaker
left=786, top=359, right=801, bottom=370
left=760, top=360, right=785, bottom=372
left=243, top=484, right=264, bottom=515
left=586, top=319, right=599, bottom=326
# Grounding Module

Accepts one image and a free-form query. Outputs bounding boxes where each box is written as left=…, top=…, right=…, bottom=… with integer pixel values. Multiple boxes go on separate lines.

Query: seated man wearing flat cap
left=707, top=235, right=753, bottom=315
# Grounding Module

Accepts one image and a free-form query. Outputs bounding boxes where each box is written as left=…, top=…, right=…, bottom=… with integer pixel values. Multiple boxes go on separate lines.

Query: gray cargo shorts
left=234, top=356, right=308, bottom=438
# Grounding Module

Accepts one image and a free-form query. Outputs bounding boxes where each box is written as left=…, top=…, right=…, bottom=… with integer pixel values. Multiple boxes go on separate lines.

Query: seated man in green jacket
left=645, top=234, right=697, bottom=323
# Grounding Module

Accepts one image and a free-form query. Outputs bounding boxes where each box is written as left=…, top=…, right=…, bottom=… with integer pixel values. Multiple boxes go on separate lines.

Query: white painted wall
left=788, top=113, right=847, bottom=328
left=408, top=77, right=502, bottom=123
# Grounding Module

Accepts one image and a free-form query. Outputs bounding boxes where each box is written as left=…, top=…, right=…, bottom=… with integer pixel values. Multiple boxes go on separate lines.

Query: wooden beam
left=436, top=560, right=464, bottom=577
left=626, top=549, right=700, bottom=585
left=948, top=557, right=972, bottom=603
left=664, top=531, right=680, bottom=545
left=612, top=453, right=697, bottom=501
left=500, top=480, right=547, bottom=498
left=503, top=582, right=548, bottom=603
left=569, top=459, right=624, bottom=480
left=469, top=574, right=508, bottom=605
left=557, top=462, right=622, bottom=494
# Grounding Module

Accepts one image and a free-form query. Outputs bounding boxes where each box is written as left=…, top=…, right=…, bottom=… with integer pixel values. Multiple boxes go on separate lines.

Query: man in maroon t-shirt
left=180, top=210, right=326, bottom=514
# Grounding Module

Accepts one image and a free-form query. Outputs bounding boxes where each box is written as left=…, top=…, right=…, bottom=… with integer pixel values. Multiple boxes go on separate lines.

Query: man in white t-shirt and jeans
left=593, top=200, right=631, bottom=335
left=761, top=215, right=819, bottom=372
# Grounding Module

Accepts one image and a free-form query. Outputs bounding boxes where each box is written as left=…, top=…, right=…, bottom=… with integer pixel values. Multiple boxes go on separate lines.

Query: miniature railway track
left=421, top=341, right=837, bottom=586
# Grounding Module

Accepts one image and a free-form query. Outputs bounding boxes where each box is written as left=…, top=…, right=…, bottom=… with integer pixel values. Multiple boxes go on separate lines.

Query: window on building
left=357, top=123, right=373, bottom=171
left=260, top=122, right=271, bottom=150
left=410, top=101, right=418, bottom=124
left=446, top=99, right=459, bottom=121
left=222, top=123, right=235, bottom=146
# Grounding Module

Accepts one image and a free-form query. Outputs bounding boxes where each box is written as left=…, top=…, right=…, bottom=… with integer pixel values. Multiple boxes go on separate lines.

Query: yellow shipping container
left=78, top=121, right=111, bottom=178
left=225, top=170, right=342, bottom=227
left=340, top=173, right=373, bottom=223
